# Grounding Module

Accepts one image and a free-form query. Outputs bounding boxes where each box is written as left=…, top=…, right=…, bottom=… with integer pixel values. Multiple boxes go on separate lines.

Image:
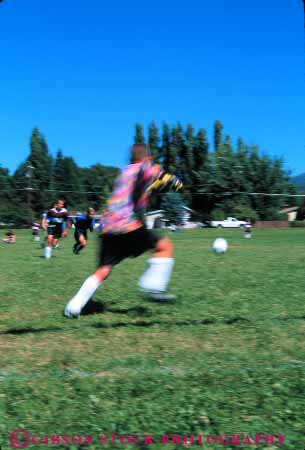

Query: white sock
left=138, top=257, right=175, bottom=293
left=45, top=246, right=52, bottom=259
left=64, top=275, right=101, bottom=317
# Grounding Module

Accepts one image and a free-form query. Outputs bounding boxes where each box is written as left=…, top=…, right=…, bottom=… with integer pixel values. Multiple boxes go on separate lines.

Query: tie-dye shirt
left=101, top=159, right=161, bottom=234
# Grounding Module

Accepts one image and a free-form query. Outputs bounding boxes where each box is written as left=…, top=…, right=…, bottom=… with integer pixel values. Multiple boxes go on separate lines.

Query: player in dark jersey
left=64, top=144, right=182, bottom=318
left=72, top=207, right=96, bottom=255
left=44, top=199, right=68, bottom=259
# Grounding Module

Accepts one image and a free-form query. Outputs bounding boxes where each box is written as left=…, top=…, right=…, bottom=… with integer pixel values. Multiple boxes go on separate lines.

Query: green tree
left=161, top=122, right=171, bottom=171
left=27, top=128, right=53, bottom=212
left=184, top=124, right=195, bottom=177
left=180, top=124, right=195, bottom=205
left=191, top=129, right=210, bottom=215
left=148, top=121, right=159, bottom=163
left=296, top=198, right=305, bottom=220
left=80, top=164, right=119, bottom=211
left=193, top=128, right=208, bottom=172
left=0, top=166, right=22, bottom=224
left=160, top=192, right=185, bottom=225
left=170, top=123, right=183, bottom=175
left=53, top=151, right=81, bottom=208
left=11, top=128, right=53, bottom=220
left=134, top=123, right=145, bottom=144
left=214, top=120, right=223, bottom=151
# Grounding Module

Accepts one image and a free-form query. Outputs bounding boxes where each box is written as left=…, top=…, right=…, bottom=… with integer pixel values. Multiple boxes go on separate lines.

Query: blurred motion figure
left=64, top=144, right=183, bottom=318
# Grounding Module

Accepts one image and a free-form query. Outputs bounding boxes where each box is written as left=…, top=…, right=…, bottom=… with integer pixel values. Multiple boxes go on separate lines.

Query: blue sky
left=0, top=0, right=304, bottom=175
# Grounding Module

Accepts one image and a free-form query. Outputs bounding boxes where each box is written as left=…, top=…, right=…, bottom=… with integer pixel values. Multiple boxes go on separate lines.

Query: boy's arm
left=147, top=171, right=183, bottom=193
left=90, top=218, right=95, bottom=232
left=41, top=217, right=47, bottom=230
left=61, top=221, right=68, bottom=237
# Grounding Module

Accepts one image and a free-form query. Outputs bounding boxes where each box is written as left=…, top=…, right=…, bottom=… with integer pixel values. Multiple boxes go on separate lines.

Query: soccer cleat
left=64, top=306, right=80, bottom=318
left=140, top=290, right=176, bottom=303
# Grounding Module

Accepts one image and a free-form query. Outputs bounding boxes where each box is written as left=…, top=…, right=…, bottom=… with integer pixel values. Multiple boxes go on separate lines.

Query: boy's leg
left=44, top=234, right=53, bottom=259
left=64, top=266, right=112, bottom=318
left=65, top=234, right=124, bottom=317
left=73, top=233, right=86, bottom=254
left=138, top=237, right=176, bottom=299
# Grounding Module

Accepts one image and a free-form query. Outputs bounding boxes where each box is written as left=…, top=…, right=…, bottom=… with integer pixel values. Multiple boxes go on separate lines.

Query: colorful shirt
left=102, top=159, right=161, bottom=234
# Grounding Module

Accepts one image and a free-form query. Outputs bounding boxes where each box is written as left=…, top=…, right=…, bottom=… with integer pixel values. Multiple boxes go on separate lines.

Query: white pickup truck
left=210, top=217, right=247, bottom=228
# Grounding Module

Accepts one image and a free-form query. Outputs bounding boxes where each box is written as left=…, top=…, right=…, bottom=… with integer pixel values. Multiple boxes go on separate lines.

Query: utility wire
left=0, top=187, right=304, bottom=197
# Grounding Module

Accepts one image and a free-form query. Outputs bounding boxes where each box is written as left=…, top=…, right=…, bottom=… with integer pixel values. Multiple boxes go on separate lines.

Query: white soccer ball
left=212, top=238, right=228, bottom=254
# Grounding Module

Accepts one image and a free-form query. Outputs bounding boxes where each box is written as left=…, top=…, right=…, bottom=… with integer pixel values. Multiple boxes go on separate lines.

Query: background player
left=31, top=222, right=40, bottom=242
left=44, top=199, right=68, bottom=259
left=72, top=207, right=96, bottom=255
left=64, top=144, right=182, bottom=318
left=244, top=219, right=253, bottom=238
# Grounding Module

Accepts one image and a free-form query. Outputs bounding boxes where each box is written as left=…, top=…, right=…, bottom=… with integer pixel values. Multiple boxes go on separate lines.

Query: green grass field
left=1, top=228, right=305, bottom=449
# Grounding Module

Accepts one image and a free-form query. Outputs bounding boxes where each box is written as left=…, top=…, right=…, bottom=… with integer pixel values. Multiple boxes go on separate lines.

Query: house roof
left=145, top=210, right=164, bottom=216
left=146, top=206, right=194, bottom=216
left=279, top=207, right=299, bottom=214
left=182, top=206, right=194, bottom=213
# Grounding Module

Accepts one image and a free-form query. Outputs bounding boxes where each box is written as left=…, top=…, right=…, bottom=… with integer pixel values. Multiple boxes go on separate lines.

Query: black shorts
left=74, top=229, right=88, bottom=242
left=47, top=223, right=62, bottom=239
left=98, top=226, right=160, bottom=267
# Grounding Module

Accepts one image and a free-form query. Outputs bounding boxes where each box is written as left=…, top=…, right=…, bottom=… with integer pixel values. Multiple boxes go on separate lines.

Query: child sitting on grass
left=2, top=229, right=16, bottom=244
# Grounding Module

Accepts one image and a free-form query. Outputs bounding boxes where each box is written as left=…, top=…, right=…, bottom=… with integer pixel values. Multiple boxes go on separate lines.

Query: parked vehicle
left=210, top=217, right=247, bottom=228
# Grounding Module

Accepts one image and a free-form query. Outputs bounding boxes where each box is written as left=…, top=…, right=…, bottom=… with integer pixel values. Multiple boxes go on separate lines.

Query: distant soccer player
left=31, top=222, right=41, bottom=242
left=64, top=144, right=182, bottom=318
left=72, top=207, right=96, bottom=255
left=244, top=219, right=253, bottom=238
left=44, top=199, right=68, bottom=259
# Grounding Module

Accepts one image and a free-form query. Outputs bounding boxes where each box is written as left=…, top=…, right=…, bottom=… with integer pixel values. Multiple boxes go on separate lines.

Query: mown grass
left=0, top=228, right=305, bottom=449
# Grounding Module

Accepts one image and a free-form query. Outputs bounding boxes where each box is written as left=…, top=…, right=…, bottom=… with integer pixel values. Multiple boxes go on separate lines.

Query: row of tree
left=0, top=122, right=301, bottom=225
left=0, top=128, right=119, bottom=224
left=134, top=121, right=298, bottom=222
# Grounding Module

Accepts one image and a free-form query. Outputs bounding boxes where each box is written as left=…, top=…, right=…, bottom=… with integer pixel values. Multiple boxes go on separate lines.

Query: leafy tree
left=0, top=166, right=19, bottom=224
left=170, top=123, right=183, bottom=175
left=161, top=122, right=171, bottom=171
left=184, top=124, right=195, bottom=178
left=80, top=164, right=119, bottom=211
left=232, top=202, right=259, bottom=222
left=296, top=198, right=305, bottom=220
left=191, top=128, right=210, bottom=215
left=193, top=128, right=208, bottom=172
left=180, top=124, right=195, bottom=206
left=214, top=120, right=223, bottom=151
left=11, top=129, right=53, bottom=221
left=53, top=151, right=81, bottom=208
left=27, top=128, right=53, bottom=212
left=160, top=192, right=185, bottom=225
left=134, top=123, right=145, bottom=144
left=148, top=121, right=159, bottom=163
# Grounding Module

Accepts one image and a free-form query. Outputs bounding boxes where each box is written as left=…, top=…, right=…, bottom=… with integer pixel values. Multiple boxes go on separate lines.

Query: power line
left=192, top=191, right=305, bottom=197
left=0, top=188, right=304, bottom=197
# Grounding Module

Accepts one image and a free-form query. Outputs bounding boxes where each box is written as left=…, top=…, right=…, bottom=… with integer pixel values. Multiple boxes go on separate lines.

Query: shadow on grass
left=34, top=256, right=58, bottom=259
left=2, top=312, right=305, bottom=336
left=82, top=299, right=153, bottom=317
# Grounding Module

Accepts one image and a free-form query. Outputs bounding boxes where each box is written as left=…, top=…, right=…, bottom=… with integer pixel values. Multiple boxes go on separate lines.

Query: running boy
left=72, top=207, right=96, bottom=255
left=64, top=144, right=182, bottom=318
left=44, top=199, right=68, bottom=259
